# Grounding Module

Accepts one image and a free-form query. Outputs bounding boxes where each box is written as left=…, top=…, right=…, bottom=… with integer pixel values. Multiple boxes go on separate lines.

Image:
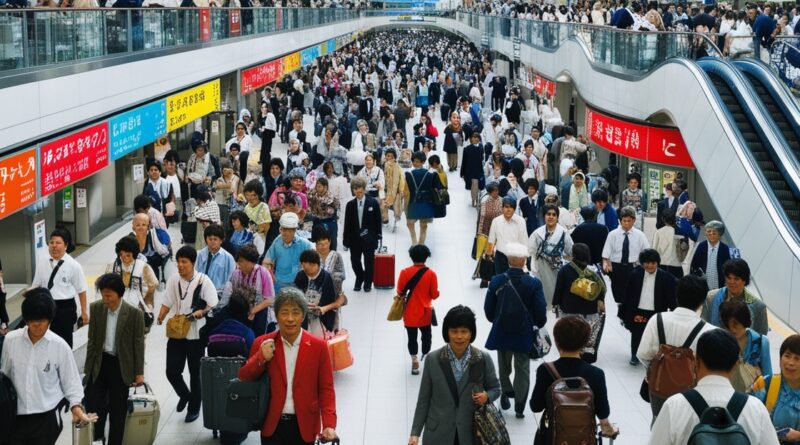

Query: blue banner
left=770, top=41, right=800, bottom=97
left=109, top=100, right=167, bottom=160
left=328, top=38, right=337, bottom=53
left=301, top=45, right=321, bottom=67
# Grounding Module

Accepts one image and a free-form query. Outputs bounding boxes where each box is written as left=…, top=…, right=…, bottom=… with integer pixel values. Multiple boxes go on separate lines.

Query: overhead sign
left=166, top=79, right=221, bottom=132
left=301, top=45, right=320, bottom=67
left=0, top=148, right=37, bottom=220
left=241, top=58, right=284, bottom=95
left=586, top=107, right=694, bottom=169
left=109, top=100, right=167, bottom=160
left=283, top=52, right=300, bottom=74
left=40, top=122, right=110, bottom=196
left=327, top=38, right=336, bottom=54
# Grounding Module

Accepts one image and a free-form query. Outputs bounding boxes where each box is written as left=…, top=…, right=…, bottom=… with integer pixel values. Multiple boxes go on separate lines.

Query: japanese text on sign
left=40, top=122, right=110, bottom=196
left=166, top=79, right=221, bottom=132
left=585, top=107, right=694, bottom=169
left=241, top=58, right=284, bottom=95
left=0, top=148, right=37, bottom=220
left=301, top=45, right=321, bottom=67
left=110, top=100, right=167, bottom=160
left=283, top=52, right=301, bottom=74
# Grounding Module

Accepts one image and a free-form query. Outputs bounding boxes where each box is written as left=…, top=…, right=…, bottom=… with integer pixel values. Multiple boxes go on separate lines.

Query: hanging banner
left=40, top=122, right=110, bottom=196
left=321, top=41, right=328, bottom=56
left=769, top=42, right=800, bottom=97
left=301, top=45, right=320, bottom=67
left=241, top=58, right=284, bottom=95
left=327, top=38, right=337, bottom=54
left=0, top=148, right=37, bottom=220
left=229, top=9, right=241, bottom=36
left=109, top=100, right=167, bottom=161
left=166, top=79, right=221, bottom=132
left=276, top=8, right=283, bottom=30
left=585, top=107, right=694, bottom=169
left=283, top=52, right=301, bottom=74
left=199, top=9, right=211, bottom=42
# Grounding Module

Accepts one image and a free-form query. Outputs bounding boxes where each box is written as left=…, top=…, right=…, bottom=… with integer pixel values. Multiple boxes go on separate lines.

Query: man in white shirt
left=30, top=228, right=89, bottom=348
left=650, top=328, right=779, bottom=445
left=637, top=275, right=717, bottom=418
left=157, top=245, right=218, bottom=423
left=602, top=206, right=650, bottom=305
left=1, top=288, right=96, bottom=445
left=486, top=197, right=529, bottom=275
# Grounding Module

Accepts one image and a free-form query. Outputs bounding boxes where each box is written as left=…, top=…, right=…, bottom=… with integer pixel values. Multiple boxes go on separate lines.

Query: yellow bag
left=568, top=263, right=603, bottom=301
left=166, top=315, right=191, bottom=339
left=387, top=296, right=406, bottom=321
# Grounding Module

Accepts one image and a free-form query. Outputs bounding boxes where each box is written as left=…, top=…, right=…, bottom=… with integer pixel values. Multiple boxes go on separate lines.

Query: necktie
left=358, top=199, right=364, bottom=227
left=621, top=232, right=630, bottom=264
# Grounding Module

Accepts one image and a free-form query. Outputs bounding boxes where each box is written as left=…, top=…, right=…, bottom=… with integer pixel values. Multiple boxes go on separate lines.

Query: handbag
left=226, top=376, right=270, bottom=431
left=386, top=267, right=429, bottom=321
left=432, top=188, right=450, bottom=206
left=674, top=235, right=690, bottom=263
left=568, top=263, right=603, bottom=301
left=473, top=402, right=511, bottom=445
left=325, top=327, right=354, bottom=372
left=165, top=315, right=191, bottom=339
left=479, top=255, right=495, bottom=281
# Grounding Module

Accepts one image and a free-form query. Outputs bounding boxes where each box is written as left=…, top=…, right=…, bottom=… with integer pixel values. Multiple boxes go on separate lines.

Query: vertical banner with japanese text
left=199, top=9, right=211, bottom=42
left=0, top=148, right=37, bottom=220
left=229, top=9, right=241, bottom=36
left=166, top=79, right=221, bottom=132
left=40, top=122, right=110, bottom=196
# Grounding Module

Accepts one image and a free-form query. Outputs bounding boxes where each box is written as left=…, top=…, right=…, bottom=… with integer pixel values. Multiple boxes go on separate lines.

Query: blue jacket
left=484, top=268, right=547, bottom=353
left=753, top=13, right=776, bottom=41
left=211, top=319, right=255, bottom=352
left=594, top=204, right=619, bottom=232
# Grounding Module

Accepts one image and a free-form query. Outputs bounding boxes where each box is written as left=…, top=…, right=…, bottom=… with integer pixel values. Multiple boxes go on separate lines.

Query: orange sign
left=0, top=148, right=37, bottom=220
left=283, top=52, right=300, bottom=74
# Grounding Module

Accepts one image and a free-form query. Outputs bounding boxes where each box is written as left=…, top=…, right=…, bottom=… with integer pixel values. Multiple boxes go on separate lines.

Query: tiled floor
left=54, top=108, right=787, bottom=445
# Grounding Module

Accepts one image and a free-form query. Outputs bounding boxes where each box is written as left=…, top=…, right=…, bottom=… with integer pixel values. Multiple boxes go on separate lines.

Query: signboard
left=0, top=148, right=37, bottom=220
left=199, top=9, right=211, bottom=42
left=283, top=52, right=300, bottom=74
left=109, top=100, right=167, bottom=161
left=301, top=45, right=320, bottom=67
left=321, top=41, right=328, bottom=56
left=241, top=58, right=283, bottom=95
left=647, top=167, right=661, bottom=211
left=40, top=122, right=110, bottom=196
left=327, top=38, right=336, bottom=54
left=34, top=219, right=47, bottom=259
left=133, top=164, right=144, bottom=182
left=166, top=79, right=221, bottom=132
left=76, top=187, right=87, bottom=209
left=585, top=107, right=694, bottom=169
left=229, top=9, right=241, bottom=36
left=770, top=41, right=800, bottom=97
left=532, top=75, right=556, bottom=97
left=63, top=185, right=72, bottom=210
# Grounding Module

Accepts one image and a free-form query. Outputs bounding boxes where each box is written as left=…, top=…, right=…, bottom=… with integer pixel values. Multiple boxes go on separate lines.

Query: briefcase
left=226, top=376, right=270, bottom=431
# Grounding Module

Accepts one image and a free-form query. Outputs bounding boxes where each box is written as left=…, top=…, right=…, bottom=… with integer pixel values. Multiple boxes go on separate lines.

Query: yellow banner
left=166, top=79, right=221, bottom=132
left=321, top=41, right=328, bottom=56
left=283, top=52, right=301, bottom=74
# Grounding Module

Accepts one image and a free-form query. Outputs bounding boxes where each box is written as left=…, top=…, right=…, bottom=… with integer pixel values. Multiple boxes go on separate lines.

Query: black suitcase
left=440, top=103, right=450, bottom=122
left=200, top=357, right=251, bottom=437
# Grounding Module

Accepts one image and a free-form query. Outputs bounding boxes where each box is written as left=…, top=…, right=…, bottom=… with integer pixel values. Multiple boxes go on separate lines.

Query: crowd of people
left=0, top=27, right=797, bottom=445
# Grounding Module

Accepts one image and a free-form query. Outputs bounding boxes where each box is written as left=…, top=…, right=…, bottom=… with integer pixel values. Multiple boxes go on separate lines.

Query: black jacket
left=690, top=240, right=731, bottom=289
left=656, top=196, right=680, bottom=229
left=553, top=263, right=606, bottom=315
left=460, top=144, right=485, bottom=187
left=342, top=195, right=383, bottom=250
left=570, top=222, right=609, bottom=264
left=358, top=97, right=374, bottom=120
left=518, top=190, right=546, bottom=236
left=619, top=267, right=677, bottom=324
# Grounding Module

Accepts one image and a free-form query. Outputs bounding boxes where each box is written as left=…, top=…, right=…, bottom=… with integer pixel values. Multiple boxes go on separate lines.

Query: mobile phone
left=777, top=427, right=790, bottom=438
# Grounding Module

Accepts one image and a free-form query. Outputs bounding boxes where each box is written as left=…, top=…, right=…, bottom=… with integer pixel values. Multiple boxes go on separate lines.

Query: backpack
left=0, top=372, right=17, bottom=437
left=683, top=390, right=751, bottom=445
left=647, top=314, right=706, bottom=399
left=543, top=362, right=596, bottom=445
left=143, top=182, right=164, bottom=213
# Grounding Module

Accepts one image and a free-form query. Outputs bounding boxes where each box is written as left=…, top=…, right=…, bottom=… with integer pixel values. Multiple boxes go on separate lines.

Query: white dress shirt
left=163, top=272, right=219, bottom=340
left=31, top=254, right=88, bottom=301
left=650, top=375, right=779, bottom=445
left=357, top=197, right=365, bottom=227
left=638, top=270, right=657, bottom=311
left=636, top=307, right=718, bottom=368
left=281, top=333, right=302, bottom=415
left=601, top=227, right=650, bottom=264
left=103, top=305, right=121, bottom=355
left=0, top=328, right=84, bottom=414
left=488, top=214, right=529, bottom=255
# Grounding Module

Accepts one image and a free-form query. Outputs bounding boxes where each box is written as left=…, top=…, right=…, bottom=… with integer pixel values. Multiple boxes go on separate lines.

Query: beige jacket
left=383, top=161, right=405, bottom=205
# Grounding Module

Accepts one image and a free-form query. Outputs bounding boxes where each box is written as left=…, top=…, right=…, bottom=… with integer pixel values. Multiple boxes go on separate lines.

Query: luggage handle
left=130, top=382, right=153, bottom=395
left=377, top=240, right=387, bottom=254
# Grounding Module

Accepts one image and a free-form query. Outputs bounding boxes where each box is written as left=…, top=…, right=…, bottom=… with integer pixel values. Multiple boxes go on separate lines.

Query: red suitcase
left=373, top=244, right=396, bottom=289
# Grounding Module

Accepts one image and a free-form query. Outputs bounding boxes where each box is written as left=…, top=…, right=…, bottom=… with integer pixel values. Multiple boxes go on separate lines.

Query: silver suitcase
left=122, top=383, right=160, bottom=445
left=72, top=420, right=94, bottom=445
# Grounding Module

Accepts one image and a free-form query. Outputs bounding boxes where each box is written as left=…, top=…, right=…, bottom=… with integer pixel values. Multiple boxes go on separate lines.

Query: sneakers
left=411, top=356, right=420, bottom=375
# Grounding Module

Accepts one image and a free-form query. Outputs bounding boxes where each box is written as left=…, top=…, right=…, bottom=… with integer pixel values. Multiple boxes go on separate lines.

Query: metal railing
left=0, top=7, right=357, bottom=72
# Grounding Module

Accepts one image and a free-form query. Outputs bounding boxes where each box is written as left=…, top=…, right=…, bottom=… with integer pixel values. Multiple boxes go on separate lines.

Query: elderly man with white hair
left=483, top=242, right=547, bottom=418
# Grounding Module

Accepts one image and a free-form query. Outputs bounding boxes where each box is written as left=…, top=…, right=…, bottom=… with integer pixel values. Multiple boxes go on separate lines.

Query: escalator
left=697, top=58, right=800, bottom=230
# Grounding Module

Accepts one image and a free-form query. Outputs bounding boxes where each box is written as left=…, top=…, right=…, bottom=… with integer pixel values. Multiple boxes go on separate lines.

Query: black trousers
left=610, top=262, right=634, bottom=305
left=86, top=353, right=129, bottom=445
left=166, top=338, right=204, bottom=413
left=629, top=309, right=655, bottom=359
left=350, top=242, right=375, bottom=287
left=405, top=325, right=432, bottom=356
left=660, top=265, right=684, bottom=279
left=52, top=298, right=78, bottom=348
left=9, top=408, right=59, bottom=445
left=261, top=415, right=312, bottom=445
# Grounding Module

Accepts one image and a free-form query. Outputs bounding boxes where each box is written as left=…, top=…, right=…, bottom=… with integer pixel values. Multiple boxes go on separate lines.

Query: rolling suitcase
left=373, top=243, right=395, bottom=289
left=123, top=383, right=160, bottom=445
left=201, top=356, right=251, bottom=437
left=73, top=421, right=93, bottom=445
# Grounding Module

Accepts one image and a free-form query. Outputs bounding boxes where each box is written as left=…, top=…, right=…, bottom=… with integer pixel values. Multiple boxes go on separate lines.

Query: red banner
left=533, top=75, right=556, bottom=98
left=199, top=9, right=211, bottom=42
left=241, top=58, right=283, bottom=95
left=0, top=148, right=37, bottom=220
left=40, top=122, right=110, bottom=196
left=585, top=107, right=694, bottom=168
left=276, top=8, right=282, bottom=30
left=229, top=9, right=241, bottom=37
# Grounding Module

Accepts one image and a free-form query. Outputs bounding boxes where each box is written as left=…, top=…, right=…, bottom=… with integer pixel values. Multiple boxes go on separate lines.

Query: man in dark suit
left=571, top=206, right=609, bottom=267
left=84, top=273, right=145, bottom=445
left=343, top=176, right=382, bottom=292
left=358, top=87, right=374, bottom=121
left=656, top=183, right=679, bottom=229
left=460, top=132, right=485, bottom=208
left=620, top=249, right=677, bottom=366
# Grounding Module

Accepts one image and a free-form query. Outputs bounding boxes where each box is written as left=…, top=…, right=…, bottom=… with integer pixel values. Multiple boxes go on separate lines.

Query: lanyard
left=178, top=274, right=197, bottom=301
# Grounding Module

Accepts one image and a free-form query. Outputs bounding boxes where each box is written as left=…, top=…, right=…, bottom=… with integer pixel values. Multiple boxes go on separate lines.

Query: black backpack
left=0, top=372, right=17, bottom=437
left=683, top=390, right=751, bottom=445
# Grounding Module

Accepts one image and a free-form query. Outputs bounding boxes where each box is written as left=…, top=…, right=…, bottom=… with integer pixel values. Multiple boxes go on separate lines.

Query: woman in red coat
left=397, top=244, right=440, bottom=375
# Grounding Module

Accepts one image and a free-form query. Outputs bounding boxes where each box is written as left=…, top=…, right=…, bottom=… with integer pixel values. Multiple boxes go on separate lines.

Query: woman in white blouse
left=529, top=203, right=574, bottom=307
left=357, top=153, right=385, bottom=200
left=225, top=121, right=253, bottom=154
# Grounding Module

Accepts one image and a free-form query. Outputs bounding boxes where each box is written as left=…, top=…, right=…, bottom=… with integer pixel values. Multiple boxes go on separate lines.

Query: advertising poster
left=229, top=9, right=241, bottom=36
left=133, top=164, right=144, bottom=182
left=76, top=187, right=87, bottom=209
left=283, top=52, right=301, bottom=74
left=109, top=100, right=167, bottom=160
left=34, top=219, right=47, bottom=258
left=40, top=122, right=110, bottom=196
left=199, top=9, right=211, bottom=42
left=0, top=148, right=37, bottom=220
left=241, top=58, right=283, bottom=95
left=166, top=79, right=221, bottom=132
left=647, top=167, right=661, bottom=210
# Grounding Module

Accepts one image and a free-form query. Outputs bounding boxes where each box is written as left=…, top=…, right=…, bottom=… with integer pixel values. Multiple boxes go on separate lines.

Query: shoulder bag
left=470, top=350, right=512, bottom=445
left=387, top=267, right=428, bottom=321
left=568, top=263, right=604, bottom=301
left=500, top=275, right=551, bottom=359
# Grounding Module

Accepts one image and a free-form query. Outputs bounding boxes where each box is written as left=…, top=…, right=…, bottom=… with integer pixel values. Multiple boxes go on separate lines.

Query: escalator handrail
left=697, top=57, right=800, bottom=201
left=732, top=58, right=800, bottom=149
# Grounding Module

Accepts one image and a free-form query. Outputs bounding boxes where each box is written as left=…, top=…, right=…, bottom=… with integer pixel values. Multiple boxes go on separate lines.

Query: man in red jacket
left=238, top=287, right=338, bottom=445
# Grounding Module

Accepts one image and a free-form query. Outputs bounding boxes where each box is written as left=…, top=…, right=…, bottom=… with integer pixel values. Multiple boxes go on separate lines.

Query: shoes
left=353, top=281, right=362, bottom=292
left=479, top=280, right=489, bottom=288
left=176, top=396, right=189, bottom=413
left=411, top=356, right=420, bottom=375
left=363, top=285, right=372, bottom=292
left=629, top=356, right=641, bottom=366
left=500, top=394, right=511, bottom=410
left=515, top=412, right=525, bottom=419
left=185, top=411, right=199, bottom=423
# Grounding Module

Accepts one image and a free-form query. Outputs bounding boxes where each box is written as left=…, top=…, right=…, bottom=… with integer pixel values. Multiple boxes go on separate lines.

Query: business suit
left=656, top=196, right=679, bottom=229
left=689, top=240, right=731, bottom=290
left=239, top=331, right=336, bottom=444
left=84, top=300, right=145, bottom=445
left=342, top=195, right=382, bottom=289
left=620, top=267, right=677, bottom=359
left=518, top=189, right=546, bottom=237
left=411, top=346, right=501, bottom=445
